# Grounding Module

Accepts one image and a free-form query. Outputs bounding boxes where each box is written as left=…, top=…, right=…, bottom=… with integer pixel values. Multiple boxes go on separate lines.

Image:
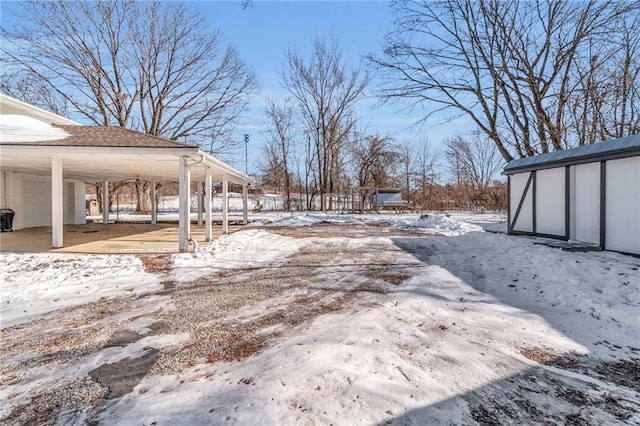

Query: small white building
left=0, top=94, right=254, bottom=252
left=504, top=135, right=640, bottom=255
left=374, top=189, right=405, bottom=210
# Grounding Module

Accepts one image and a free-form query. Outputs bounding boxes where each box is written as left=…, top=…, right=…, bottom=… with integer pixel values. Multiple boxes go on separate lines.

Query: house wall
left=535, top=167, right=565, bottom=236
left=606, top=157, right=640, bottom=254
left=0, top=172, right=86, bottom=230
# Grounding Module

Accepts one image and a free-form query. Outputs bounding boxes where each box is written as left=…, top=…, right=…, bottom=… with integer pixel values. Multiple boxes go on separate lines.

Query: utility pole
left=244, top=134, right=249, bottom=175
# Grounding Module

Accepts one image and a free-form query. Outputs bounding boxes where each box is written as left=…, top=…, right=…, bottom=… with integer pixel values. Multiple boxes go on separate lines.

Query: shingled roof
left=1, top=125, right=196, bottom=148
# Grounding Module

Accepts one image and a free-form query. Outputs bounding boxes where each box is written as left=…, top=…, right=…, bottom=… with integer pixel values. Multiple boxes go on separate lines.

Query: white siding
left=510, top=172, right=533, bottom=232
left=572, top=163, right=600, bottom=244
left=23, top=178, right=52, bottom=227
left=8, top=174, right=85, bottom=229
left=74, top=181, right=87, bottom=225
left=535, top=167, right=565, bottom=236
left=606, top=157, right=640, bottom=254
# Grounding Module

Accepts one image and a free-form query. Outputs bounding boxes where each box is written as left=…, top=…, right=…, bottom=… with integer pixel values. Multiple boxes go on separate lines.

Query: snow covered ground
left=1, top=211, right=638, bottom=425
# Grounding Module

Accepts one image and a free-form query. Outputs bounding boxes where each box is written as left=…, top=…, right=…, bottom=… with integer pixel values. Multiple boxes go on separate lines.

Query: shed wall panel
left=535, top=167, right=565, bottom=236
left=606, top=157, right=640, bottom=254
left=510, top=172, right=533, bottom=232
left=572, top=163, right=600, bottom=244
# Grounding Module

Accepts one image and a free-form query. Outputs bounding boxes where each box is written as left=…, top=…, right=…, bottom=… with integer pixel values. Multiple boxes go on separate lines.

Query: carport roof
left=1, top=125, right=196, bottom=148
left=0, top=125, right=253, bottom=185
left=504, top=134, right=640, bottom=175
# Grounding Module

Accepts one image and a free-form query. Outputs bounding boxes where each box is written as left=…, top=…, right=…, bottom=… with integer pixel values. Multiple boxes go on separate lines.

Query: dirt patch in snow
left=149, top=230, right=403, bottom=373
left=137, top=254, right=171, bottom=274
left=463, top=354, right=639, bottom=425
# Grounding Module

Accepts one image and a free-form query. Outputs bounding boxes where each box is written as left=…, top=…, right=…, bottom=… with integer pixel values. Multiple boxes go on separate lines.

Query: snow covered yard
left=1, top=212, right=638, bottom=425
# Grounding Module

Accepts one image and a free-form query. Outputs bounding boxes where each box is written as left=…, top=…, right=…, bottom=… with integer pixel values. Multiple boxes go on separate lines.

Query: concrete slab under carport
left=0, top=222, right=244, bottom=254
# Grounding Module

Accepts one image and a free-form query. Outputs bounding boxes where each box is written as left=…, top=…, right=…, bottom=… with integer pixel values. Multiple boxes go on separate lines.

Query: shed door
left=606, top=157, right=640, bottom=254
left=572, top=163, right=600, bottom=245
left=535, top=167, right=565, bottom=236
left=509, top=172, right=533, bottom=232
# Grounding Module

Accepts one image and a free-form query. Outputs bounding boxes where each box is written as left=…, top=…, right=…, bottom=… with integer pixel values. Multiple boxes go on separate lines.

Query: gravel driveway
left=1, top=225, right=425, bottom=424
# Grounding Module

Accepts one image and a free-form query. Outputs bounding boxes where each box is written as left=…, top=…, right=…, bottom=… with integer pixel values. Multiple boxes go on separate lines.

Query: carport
left=0, top=99, right=254, bottom=252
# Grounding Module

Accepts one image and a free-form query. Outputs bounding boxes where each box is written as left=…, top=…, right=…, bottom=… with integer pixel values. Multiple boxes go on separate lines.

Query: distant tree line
left=261, top=76, right=506, bottom=212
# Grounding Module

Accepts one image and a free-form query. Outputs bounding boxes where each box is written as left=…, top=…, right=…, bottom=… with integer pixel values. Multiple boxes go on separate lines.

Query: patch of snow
left=2, top=212, right=638, bottom=425
left=253, top=212, right=485, bottom=236
left=170, top=229, right=307, bottom=282
left=0, top=114, right=70, bottom=143
left=253, top=213, right=359, bottom=227
left=0, top=253, right=162, bottom=328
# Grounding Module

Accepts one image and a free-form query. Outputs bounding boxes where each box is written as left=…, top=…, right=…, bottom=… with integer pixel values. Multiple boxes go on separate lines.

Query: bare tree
left=397, top=141, right=415, bottom=203
left=444, top=134, right=504, bottom=210
left=2, top=0, right=256, bottom=153
left=2, top=0, right=256, bottom=213
left=259, top=142, right=285, bottom=192
left=0, top=69, right=69, bottom=116
left=351, top=134, right=398, bottom=189
left=568, top=13, right=640, bottom=143
left=370, top=0, right=637, bottom=161
left=413, top=138, right=438, bottom=209
left=445, top=134, right=503, bottom=189
left=262, top=98, right=295, bottom=211
left=130, top=2, right=257, bottom=153
left=282, top=36, right=371, bottom=210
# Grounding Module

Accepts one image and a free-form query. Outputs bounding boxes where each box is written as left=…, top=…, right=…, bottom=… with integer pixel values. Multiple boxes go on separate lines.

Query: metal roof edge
left=504, top=135, right=640, bottom=175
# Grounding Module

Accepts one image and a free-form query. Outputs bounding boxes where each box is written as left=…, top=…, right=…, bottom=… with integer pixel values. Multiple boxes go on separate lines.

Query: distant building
left=375, top=189, right=406, bottom=210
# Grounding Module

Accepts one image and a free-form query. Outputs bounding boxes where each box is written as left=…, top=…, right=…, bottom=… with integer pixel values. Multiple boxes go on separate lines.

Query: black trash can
left=0, top=208, right=15, bottom=232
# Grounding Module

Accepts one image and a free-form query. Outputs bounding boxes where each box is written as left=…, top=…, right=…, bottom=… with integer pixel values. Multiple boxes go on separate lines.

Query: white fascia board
left=0, top=93, right=80, bottom=126
left=0, top=144, right=199, bottom=157
left=198, top=149, right=255, bottom=186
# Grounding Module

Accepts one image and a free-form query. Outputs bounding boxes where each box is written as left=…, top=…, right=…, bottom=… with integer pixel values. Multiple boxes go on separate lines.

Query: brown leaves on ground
left=137, top=254, right=171, bottom=274
left=520, top=346, right=560, bottom=364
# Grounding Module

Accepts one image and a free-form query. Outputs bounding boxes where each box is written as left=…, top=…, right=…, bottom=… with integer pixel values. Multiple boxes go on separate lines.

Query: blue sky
left=1, top=1, right=473, bottom=175
left=191, top=1, right=470, bottom=173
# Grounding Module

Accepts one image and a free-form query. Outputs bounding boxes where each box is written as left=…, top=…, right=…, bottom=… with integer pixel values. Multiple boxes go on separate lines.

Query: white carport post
left=222, top=175, right=229, bottom=234
left=179, top=157, right=191, bottom=252
left=205, top=170, right=212, bottom=241
left=102, top=180, right=109, bottom=225
left=151, top=180, right=157, bottom=225
left=242, top=184, right=248, bottom=225
left=196, top=182, right=203, bottom=226
left=51, top=156, right=64, bottom=248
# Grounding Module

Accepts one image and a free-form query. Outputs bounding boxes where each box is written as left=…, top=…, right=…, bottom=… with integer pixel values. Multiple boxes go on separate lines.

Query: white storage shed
left=504, top=135, right=640, bottom=255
